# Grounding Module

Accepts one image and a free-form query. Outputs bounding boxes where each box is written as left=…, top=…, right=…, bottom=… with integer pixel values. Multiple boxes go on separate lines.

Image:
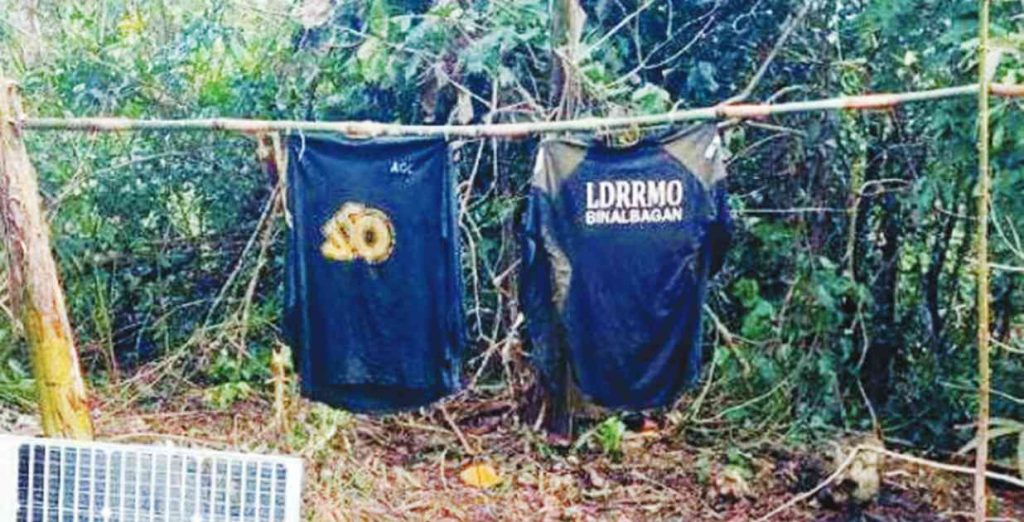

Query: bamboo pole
left=14, top=83, right=1024, bottom=137
left=0, top=80, right=94, bottom=439
left=257, top=132, right=291, bottom=435
left=974, top=0, right=992, bottom=519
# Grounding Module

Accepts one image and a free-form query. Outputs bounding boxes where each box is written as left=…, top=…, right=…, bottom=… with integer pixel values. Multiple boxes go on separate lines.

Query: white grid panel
left=0, top=434, right=302, bottom=522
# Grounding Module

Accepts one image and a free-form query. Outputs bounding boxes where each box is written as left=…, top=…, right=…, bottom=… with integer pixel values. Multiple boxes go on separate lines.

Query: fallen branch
left=755, top=445, right=860, bottom=522
left=440, top=404, right=477, bottom=456
left=756, top=445, right=1024, bottom=521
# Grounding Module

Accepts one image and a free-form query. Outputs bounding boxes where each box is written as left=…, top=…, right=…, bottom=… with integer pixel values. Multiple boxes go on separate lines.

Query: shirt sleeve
left=520, top=185, right=567, bottom=400
left=706, top=177, right=734, bottom=277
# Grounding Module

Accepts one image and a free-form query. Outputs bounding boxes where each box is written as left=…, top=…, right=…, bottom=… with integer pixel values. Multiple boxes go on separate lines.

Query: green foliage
left=574, top=416, right=626, bottom=459
left=630, top=83, right=671, bottom=115
left=732, top=278, right=776, bottom=341
left=203, top=347, right=269, bottom=409
left=594, top=416, right=626, bottom=458
left=0, top=329, right=34, bottom=409
left=287, top=404, right=354, bottom=462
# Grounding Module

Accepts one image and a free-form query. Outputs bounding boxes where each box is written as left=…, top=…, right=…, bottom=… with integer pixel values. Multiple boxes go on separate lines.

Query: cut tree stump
left=0, top=79, right=93, bottom=439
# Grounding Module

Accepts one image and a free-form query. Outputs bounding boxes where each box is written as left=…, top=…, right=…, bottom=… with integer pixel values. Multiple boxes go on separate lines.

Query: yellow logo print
left=321, top=202, right=395, bottom=264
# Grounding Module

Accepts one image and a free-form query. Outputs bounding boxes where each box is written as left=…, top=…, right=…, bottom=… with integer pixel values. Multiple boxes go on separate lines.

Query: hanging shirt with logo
left=521, top=124, right=733, bottom=410
left=285, top=135, right=464, bottom=413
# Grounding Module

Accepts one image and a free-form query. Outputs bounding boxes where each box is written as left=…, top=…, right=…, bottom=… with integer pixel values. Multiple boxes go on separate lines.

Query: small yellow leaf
left=460, top=463, right=502, bottom=489
left=116, top=12, right=146, bottom=36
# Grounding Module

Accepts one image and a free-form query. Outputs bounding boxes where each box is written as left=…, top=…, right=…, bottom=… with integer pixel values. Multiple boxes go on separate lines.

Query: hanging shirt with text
left=521, top=124, right=733, bottom=410
left=284, top=135, right=464, bottom=413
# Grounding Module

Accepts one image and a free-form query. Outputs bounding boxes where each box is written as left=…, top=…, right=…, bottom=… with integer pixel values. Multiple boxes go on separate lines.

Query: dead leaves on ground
left=461, top=463, right=503, bottom=489
left=81, top=396, right=1019, bottom=521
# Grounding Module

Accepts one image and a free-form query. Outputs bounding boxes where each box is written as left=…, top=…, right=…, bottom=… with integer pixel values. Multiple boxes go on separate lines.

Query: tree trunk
left=923, top=190, right=959, bottom=352
left=863, top=188, right=901, bottom=407
left=0, top=79, right=94, bottom=439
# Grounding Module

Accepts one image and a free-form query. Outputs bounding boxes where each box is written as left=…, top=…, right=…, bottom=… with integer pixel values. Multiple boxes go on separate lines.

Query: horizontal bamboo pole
left=15, top=83, right=1024, bottom=137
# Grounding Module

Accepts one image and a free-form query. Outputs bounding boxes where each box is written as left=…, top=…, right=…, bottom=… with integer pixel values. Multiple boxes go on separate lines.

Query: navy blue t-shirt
left=285, top=135, right=463, bottom=412
left=521, top=124, right=733, bottom=410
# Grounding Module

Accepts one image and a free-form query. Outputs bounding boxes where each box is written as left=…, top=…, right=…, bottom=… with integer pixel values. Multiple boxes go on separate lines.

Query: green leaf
left=733, top=279, right=761, bottom=308
left=356, top=38, right=389, bottom=84
left=630, top=83, right=671, bottom=115
left=366, top=0, right=390, bottom=37
left=595, top=416, right=626, bottom=456
left=741, top=300, right=776, bottom=340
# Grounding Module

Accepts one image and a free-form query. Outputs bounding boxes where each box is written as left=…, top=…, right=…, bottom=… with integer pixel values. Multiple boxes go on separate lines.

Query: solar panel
left=0, top=434, right=303, bottom=522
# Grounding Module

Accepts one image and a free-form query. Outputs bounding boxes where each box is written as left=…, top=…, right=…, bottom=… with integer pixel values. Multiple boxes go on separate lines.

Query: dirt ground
left=3, top=393, right=1023, bottom=521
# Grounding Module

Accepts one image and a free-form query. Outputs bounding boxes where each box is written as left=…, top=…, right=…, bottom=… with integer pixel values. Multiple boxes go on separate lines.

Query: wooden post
left=257, top=132, right=291, bottom=434
left=0, top=79, right=94, bottom=439
left=973, top=0, right=992, bottom=518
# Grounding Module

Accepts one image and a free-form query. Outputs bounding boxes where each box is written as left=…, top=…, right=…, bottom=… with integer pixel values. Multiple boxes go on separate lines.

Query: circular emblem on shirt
left=321, top=202, right=395, bottom=264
